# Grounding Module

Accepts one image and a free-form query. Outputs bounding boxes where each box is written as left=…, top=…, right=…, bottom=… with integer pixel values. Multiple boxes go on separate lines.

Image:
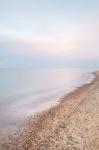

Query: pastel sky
left=0, top=0, right=99, bottom=68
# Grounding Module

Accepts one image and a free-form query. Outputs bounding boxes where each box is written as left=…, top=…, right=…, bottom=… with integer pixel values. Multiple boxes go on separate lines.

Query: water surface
left=0, top=69, right=94, bottom=130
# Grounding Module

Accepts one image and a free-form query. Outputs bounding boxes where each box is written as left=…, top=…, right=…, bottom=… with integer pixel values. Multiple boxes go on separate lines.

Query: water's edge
left=0, top=71, right=97, bottom=148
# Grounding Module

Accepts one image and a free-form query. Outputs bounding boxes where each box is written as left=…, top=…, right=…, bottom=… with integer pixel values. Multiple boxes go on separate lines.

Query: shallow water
left=0, top=69, right=95, bottom=130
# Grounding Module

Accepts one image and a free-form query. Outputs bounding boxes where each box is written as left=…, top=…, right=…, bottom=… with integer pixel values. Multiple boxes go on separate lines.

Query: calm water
left=0, top=69, right=94, bottom=130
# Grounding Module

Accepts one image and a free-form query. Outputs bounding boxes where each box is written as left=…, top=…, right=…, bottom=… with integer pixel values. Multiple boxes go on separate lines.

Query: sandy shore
left=1, top=71, right=99, bottom=150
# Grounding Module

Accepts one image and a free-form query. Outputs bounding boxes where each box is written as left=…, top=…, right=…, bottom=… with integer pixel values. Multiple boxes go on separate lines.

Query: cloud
left=0, top=36, right=76, bottom=58
left=0, top=1, right=99, bottom=68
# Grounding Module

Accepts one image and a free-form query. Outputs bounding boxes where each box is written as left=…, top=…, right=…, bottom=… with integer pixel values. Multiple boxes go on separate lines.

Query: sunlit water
left=0, top=69, right=95, bottom=131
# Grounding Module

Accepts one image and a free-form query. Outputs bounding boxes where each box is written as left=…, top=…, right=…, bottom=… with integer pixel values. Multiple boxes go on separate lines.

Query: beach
left=1, top=0, right=99, bottom=149
left=1, top=71, right=99, bottom=150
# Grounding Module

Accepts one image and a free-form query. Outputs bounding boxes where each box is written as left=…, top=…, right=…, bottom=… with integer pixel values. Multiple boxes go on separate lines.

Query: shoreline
left=23, top=71, right=96, bottom=123
left=1, top=71, right=99, bottom=150
left=20, top=71, right=95, bottom=119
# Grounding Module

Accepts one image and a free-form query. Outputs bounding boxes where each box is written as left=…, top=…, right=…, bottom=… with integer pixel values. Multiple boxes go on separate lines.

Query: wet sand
left=1, top=71, right=99, bottom=150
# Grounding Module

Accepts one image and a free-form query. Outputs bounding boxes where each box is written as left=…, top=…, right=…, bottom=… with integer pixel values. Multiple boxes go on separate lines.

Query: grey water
left=0, top=69, right=94, bottom=130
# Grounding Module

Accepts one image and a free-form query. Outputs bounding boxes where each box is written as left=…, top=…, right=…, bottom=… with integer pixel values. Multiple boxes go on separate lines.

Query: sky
left=0, top=0, right=99, bottom=68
